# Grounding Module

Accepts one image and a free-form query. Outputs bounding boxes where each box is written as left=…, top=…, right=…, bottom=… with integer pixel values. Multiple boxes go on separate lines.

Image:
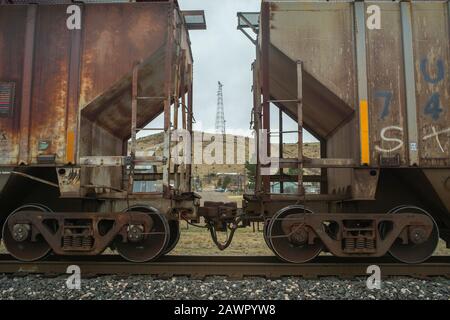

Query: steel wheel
left=163, top=220, right=180, bottom=255
left=2, top=204, right=52, bottom=262
left=263, top=218, right=274, bottom=251
left=268, top=205, right=323, bottom=263
left=116, top=206, right=170, bottom=262
left=388, top=205, right=439, bottom=264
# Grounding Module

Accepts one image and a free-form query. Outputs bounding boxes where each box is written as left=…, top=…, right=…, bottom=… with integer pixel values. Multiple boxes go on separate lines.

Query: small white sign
left=410, top=142, right=418, bottom=151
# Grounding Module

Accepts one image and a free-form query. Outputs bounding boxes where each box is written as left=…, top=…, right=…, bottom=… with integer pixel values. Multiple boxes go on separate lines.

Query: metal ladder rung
left=135, top=128, right=164, bottom=131
left=132, top=127, right=173, bottom=133
left=270, top=130, right=299, bottom=135
left=136, top=96, right=165, bottom=100
left=267, top=99, right=300, bottom=103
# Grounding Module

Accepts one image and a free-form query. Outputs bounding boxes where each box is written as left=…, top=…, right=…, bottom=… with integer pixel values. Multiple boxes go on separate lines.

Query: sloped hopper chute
left=81, top=44, right=168, bottom=141
left=269, top=44, right=354, bottom=139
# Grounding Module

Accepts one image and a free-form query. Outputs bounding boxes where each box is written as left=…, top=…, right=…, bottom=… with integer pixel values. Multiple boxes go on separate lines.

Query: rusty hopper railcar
left=0, top=0, right=206, bottom=262
left=221, top=0, right=450, bottom=264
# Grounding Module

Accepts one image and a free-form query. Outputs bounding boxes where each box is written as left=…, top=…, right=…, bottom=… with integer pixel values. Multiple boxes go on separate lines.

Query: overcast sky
left=144, top=0, right=316, bottom=143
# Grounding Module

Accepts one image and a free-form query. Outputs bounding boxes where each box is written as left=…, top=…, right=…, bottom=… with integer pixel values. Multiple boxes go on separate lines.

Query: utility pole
left=215, top=81, right=225, bottom=135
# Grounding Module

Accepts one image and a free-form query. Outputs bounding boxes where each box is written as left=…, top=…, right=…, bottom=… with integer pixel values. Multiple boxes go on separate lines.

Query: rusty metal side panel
left=177, top=8, right=194, bottom=104
left=326, top=119, right=355, bottom=195
left=79, top=117, right=123, bottom=193
left=77, top=2, right=177, bottom=193
left=28, top=5, right=71, bottom=164
left=0, top=6, right=27, bottom=165
left=80, top=44, right=167, bottom=140
left=79, top=2, right=168, bottom=108
left=366, top=2, right=407, bottom=166
left=269, top=1, right=356, bottom=110
left=412, top=2, right=450, bottom=167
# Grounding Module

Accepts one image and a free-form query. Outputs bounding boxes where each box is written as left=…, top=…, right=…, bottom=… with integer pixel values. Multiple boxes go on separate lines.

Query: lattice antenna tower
left=215, top=81, right=225, bottom=135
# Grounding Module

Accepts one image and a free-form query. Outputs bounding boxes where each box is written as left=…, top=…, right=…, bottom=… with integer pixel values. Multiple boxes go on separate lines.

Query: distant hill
left=135, top=131, right=320, bottom=188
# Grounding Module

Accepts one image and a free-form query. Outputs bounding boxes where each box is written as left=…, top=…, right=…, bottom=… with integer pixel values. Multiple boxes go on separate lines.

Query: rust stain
left=79, top=51, right=93, bottom=108
left=30, top=57, right=69, bottom=162
left=0, top=6, right=27, bottom=165
left=80, top=4, right=167, bottom=109
left=270, top=3, right=279, bottom=12
left=127, top=12, right=165, bottom=52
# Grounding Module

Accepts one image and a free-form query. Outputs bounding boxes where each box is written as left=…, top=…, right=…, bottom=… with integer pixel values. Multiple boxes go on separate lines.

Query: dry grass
left=171, top=223, right=272, bottom=256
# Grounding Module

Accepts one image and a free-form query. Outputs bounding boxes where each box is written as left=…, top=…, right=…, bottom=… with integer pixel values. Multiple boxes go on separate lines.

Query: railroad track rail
left=1, top=255, right=450, bottom=279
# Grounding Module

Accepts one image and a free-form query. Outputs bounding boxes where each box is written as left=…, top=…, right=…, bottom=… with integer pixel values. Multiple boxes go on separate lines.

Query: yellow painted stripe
left=66, top=130, right=75, bottom=164
left=359, top=100, right=370, bottom=165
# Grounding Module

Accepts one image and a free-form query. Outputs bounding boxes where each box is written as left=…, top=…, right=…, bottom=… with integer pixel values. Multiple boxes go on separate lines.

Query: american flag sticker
left=0, top=82, right=15, bottom=117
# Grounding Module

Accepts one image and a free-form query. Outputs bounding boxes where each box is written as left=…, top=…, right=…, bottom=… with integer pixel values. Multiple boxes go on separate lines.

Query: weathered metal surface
left=56, top=167, right=81, bottom=197
left=401, top=2, right=419, bottom=166
left=18, top=5, right=37, bottom=165
left=29, top=5, right=72, bottom=165
left=77, top=1, right=180, bottom=197
left=366, top=2, right=409, bottom=166
left=0, top=1, right=204, bottom=261
left=163, top=3, right=175, bottom=197
left=79, top=155, right=164, bottom=167
left=270, top=157, right=356, bottom=169
left=264, top=0, right=450, bottom=168
left=267, top=47, right=354, bottom=138
left=251, top=0, right=450, bottom=211
left=78, top=10, right=169, bottom=144
left=0, top=255, right=449, bottom=279
left=5, top=210, right=153, bottom=256
left=296, top=62, right=304, bottom=194
left=423, top=168, right=450, bottom=215
left=261, top=1, right=271, bottom=194
left=79, top=2, right=169, bottom=117
left=0, top=5, right=27, bottom=165
left=10, top=170, right=59, bottom=188
left=412, top=2, right=450, bottom=167
left=66, top=4, right=83, bottom=165
left=351, top=168, right=379, bottom=200
left=355, top=1, right=370, bottom=166
left=236, top=1, right=450, bottom=255
left=0, top=1, right=194, bottom=169
left=265, top=203, right=438, bottom=263
left=270, top=1, right=357, bottom=112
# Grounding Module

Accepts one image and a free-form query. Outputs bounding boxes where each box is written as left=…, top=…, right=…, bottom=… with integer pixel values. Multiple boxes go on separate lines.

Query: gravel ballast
left=0, top=275, right=448, bottom=300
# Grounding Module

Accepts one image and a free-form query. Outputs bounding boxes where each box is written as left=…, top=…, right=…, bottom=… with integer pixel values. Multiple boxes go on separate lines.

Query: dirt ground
left=171, top=222, right=272, bottom=256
